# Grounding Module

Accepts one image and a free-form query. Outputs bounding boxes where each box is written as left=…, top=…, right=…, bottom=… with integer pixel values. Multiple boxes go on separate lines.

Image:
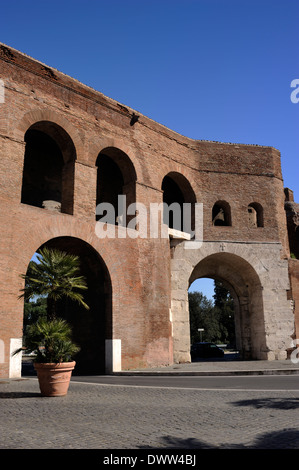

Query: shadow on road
left=0, top=391, right=40, bottom=398
left=231, top=397, right=299, bottom=410
left=142, top=428, right=299, bottom=449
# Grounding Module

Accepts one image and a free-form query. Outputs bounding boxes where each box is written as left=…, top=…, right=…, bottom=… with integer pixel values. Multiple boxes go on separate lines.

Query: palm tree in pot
left=15, top=247, right=89, bottom=396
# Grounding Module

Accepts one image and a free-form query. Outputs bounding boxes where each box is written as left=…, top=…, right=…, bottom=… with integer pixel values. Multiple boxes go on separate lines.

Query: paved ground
left=1, top=358, right=299, bottom=450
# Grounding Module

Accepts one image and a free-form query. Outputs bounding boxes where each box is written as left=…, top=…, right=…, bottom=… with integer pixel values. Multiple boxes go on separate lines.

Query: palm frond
left=20, top=247, right=90, bottom=315
left=15, top=318, right=80, bottom=362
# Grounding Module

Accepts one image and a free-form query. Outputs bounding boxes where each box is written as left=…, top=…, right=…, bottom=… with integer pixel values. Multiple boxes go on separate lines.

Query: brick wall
left=0, top=43, right=296, bottom=376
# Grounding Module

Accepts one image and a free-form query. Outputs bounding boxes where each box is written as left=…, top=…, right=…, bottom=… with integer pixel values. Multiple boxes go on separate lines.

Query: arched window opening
left=248, top=203, right=263, bottom=228
left=21, top=122, right=76, bottom=215
left=295, top=227, right=299, bottom=259
left=96, top=147, right=136, bottom=226
left=162, top=172, right=196, bottom=234
left=162, top=176, right=185, bottom=231
left=212, top=201, right=231, bottom=226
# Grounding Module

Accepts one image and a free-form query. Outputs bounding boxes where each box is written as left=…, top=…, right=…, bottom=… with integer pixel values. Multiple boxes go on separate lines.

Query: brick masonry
left=0, top=43, right=297, bottom=377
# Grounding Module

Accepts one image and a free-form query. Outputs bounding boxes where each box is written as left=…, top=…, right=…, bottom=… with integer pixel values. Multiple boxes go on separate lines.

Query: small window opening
left=248, top=203, right=263, bottom=227
left=212, top=201, right=231, bottom=226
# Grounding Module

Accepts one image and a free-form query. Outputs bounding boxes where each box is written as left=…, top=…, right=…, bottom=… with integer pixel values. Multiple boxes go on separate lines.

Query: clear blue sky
left=2, top=0, right=298, bottom=300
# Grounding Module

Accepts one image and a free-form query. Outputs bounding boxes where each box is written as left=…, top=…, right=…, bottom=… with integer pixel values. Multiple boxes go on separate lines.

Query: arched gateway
left=170, top=241, right=294, bottom=362
left=189, top=252, right=265, bottom=359
left=35, top=237, right=112, bottom=375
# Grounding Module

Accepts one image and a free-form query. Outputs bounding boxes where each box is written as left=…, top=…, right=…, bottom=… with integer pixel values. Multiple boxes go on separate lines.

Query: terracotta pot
left=34, top=361, right=76, bottom=397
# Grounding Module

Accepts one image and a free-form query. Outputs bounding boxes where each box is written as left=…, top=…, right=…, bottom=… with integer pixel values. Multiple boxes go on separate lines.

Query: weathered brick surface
left=0, top=43, right=297, bottom=377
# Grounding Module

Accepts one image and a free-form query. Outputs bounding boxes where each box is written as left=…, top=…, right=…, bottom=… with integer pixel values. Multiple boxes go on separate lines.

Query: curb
left=113, top=368, right=299, bottom=377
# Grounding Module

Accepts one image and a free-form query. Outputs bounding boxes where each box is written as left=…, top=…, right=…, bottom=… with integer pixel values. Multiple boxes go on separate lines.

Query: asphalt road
left=71, top=374, right=299, bottom=391
left=1, top=373, right=299, bottom=450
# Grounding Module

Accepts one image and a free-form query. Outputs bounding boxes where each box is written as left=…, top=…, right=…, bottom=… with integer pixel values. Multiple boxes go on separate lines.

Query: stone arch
left=170, top=241, right=293, bottom=363
left=188, top=252, right=265, bottom=360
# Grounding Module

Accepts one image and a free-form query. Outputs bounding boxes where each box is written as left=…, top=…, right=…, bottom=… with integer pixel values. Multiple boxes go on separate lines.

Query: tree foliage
left=189, top=280, right=235, bottom=345
left=24, top=296, right=47, bottom=325
left=23, top=318, right=80, bottom=363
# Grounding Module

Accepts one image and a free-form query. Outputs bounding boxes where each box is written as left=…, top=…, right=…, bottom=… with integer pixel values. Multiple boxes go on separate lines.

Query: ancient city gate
left=170, top=242, right=293, bottom=362
left=0, top=43, right=296, bottom=378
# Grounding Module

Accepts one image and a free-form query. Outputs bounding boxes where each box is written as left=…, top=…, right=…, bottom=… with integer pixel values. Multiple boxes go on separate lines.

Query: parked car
left=191, top=342, right=225, bottom=359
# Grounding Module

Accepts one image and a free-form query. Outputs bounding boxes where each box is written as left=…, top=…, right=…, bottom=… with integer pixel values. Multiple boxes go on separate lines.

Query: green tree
left=188, top=292, right=218, bottom=344
left=189, top=281, right=236, bottom=345
left=213, top=280, right=235, bottom=345
left=24, top=296, right=47, bottom=325
left=23, top=296, right=47, bottom=343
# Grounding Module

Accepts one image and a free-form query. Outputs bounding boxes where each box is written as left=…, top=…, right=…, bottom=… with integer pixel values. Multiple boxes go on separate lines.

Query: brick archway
left=4, top=213, right=124, bottom=377
left=14, top=109, right=85, bottom=162
left=89, top=138, right=142, bottom=183
left=36, top=236, right=112, bottom=375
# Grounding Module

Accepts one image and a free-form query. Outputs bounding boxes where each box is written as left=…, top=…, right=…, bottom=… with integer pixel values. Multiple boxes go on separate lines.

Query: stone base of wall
left=288, top=259, right=299, bottom=341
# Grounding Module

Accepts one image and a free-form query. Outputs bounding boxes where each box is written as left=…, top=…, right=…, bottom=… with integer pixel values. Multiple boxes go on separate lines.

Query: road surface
left=71, top=373, right=299, bottom=391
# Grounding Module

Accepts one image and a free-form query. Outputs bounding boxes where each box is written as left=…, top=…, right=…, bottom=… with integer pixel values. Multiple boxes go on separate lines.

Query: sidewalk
left=21, top=352, right=299, bottom=378
left=114, top=353, right=299, bottom=376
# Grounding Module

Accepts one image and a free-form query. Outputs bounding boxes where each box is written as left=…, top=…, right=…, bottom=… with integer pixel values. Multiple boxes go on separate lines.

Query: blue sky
left=2, top=0, right=298, bottom=300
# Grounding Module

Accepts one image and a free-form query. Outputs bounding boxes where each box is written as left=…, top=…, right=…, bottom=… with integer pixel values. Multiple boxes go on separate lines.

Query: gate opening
left=186, top=253, right=266, bottom=361
left=22, top=237, right=112, bottom=375
left=188, top=277, right=237, bottom=361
